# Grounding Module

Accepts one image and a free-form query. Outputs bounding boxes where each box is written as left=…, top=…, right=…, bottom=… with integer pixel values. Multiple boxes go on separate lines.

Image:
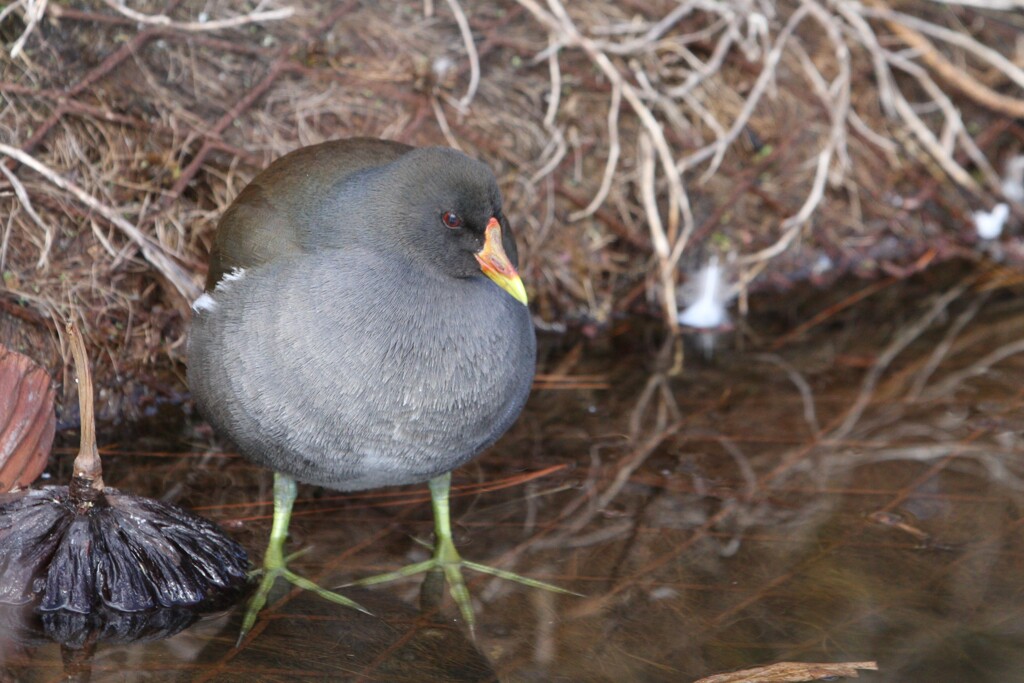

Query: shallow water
left=3, top=265, right=1024, bottom=682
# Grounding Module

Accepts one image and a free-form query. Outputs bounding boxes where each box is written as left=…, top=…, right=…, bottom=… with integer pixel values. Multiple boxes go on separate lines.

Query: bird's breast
left=188, top=249, right=535, bottom=490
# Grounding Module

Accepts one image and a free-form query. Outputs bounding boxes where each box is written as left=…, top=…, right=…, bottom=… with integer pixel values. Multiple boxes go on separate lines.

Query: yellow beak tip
left=510, top=279, right=529, bottom=306
left=486, top=271, right=528, bottom=305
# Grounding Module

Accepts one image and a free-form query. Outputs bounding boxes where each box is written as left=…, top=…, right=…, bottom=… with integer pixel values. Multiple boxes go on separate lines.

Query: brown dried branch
left=864, top=1, right=1024, bottom=118
left=694, top=660, right=879, bottom=683
left=441, top=0, right=481, bottom=112
left=0, top=143, right=198, bottom=300
left=6, top=0, right=47, bottom=58
left=92, top=1, right=295, bottom=32
left=66, top=320, right=103, bottom=492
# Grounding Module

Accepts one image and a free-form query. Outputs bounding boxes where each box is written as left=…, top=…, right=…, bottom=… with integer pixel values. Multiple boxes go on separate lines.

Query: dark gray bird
left=187, top=138, right=560, bottom=638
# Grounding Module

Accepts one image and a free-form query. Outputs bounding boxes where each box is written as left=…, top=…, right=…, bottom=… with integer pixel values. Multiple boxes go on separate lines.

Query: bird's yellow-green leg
left=238, top=472, right=368, bottom=645
left=346, top=472, right=580, bottom=633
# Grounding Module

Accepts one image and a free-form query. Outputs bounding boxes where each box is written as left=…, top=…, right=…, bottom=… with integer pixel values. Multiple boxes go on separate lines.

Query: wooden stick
left=67, top=321, right=103, bottom=493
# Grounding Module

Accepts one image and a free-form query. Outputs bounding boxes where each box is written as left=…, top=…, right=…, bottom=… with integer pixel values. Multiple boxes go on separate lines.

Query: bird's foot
left=343, top=532, right=579, bottom=635
left=344, top=473, right=578, bottom=635
left=237, top=472, right=369, bottom=646
left=238, top=548, right=369, bottom=645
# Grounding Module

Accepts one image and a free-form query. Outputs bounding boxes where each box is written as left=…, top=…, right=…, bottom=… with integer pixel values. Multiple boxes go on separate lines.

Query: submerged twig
left=922, top=337, right=1024, bottom=402
left=831, top=281, right=971, bottom=441
left=906, top=293, right=988, bottom=401
left=756, top=354, right=821, bottom=434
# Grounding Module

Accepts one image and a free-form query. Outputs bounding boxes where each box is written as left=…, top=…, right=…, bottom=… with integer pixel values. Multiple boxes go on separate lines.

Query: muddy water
left=2, top=264, right=1023, bottom=682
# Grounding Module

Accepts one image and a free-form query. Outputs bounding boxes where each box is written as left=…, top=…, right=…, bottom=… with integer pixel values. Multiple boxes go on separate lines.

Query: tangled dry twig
left=0, top=0, right=1022, bottom=407
left=508, top=0, right=1021, bottom=327
left=0, top=143, right=198, bottom=301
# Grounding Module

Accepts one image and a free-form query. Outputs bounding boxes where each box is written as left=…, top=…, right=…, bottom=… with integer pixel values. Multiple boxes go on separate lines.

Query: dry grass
left=1, top=0, right=1023, bottom=416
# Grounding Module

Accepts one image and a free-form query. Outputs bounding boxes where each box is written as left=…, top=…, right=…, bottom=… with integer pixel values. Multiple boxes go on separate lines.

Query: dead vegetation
left=1, top=0, right=1023, bottom=416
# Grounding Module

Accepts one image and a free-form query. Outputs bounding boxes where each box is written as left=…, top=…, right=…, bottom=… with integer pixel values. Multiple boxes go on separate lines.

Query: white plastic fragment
left=678, top=255, right=732, bottom=329
left=973, top=204, right=1009, bottom=240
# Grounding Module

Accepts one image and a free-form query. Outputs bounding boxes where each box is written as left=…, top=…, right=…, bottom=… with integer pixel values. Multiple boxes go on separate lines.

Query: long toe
left=237, top=563, right=369, bottom=646
left=238, top=568, right=282, bottom=645
left=343, top=542, right=579, bottom=637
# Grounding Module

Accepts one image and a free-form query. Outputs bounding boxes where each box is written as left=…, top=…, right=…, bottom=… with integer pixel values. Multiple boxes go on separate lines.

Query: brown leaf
left=694, top=660, right=879, bottom=683
left=0, top=344, right=56, bottom=492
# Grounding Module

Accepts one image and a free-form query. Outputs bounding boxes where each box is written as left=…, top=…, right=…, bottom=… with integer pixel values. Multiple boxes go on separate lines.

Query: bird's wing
left=205, top=138, right=413, bottom=289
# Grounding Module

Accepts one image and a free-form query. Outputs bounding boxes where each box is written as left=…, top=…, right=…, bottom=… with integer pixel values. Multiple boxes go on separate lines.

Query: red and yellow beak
left=475, top=217, right=528, bottom=305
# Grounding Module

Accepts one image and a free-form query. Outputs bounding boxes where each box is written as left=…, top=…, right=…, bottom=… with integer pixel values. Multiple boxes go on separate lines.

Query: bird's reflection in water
left=213, top=576, right=497, bottom=682
left=0, top=573, right=496, bottom=682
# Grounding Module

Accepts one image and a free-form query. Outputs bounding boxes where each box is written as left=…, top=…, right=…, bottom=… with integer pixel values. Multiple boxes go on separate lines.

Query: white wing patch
left=191, top=268, right=247, bottom=314
left=191, top=293, right=217, bottom=313
left=221, top=268, right=247, bottom=284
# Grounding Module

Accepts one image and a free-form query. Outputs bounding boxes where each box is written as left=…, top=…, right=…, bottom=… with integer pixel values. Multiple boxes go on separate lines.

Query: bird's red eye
left=442, top=211, right=463, bottom=229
